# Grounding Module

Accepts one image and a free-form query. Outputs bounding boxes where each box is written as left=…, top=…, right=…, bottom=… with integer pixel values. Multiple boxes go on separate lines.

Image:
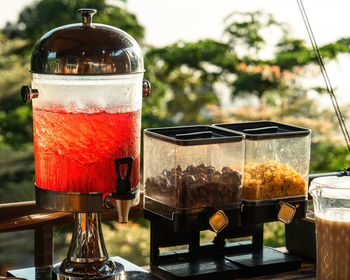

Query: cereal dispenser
left=20, top=9, right=150, bottom=280
left=143, top=122, right=310, bottom=280
left=143, top=125, right=247, bottom=279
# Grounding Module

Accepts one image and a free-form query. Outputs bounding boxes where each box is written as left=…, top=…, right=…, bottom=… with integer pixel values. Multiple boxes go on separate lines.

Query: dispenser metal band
left=35, top=185, right=140, bottom=213
left=35, top=185, right=107, bottom=212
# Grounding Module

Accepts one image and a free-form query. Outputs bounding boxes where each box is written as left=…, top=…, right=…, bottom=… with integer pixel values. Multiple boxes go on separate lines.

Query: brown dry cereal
left=243, top=160, right=307, bottom=200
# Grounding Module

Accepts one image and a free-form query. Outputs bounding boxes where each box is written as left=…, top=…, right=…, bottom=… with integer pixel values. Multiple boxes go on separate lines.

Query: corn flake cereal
left=243, top=160, right=307, bottom=200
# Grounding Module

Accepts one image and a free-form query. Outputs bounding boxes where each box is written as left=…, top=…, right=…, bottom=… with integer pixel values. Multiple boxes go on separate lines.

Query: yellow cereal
left=243, top=160, right=307, bottom=200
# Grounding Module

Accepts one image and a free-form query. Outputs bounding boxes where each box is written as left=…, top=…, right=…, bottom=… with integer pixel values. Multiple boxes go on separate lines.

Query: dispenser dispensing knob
left=143, top=80, right=151, bottom=97
left=277, top=201, right=297, bottom=224
left=209, top=210, right=229, bottom=233
left=21, top=85, right=39, bottom=104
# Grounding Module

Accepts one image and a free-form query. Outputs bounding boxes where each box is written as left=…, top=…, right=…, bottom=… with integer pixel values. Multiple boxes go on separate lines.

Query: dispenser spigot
left=104, top=157, right=135, bottom=223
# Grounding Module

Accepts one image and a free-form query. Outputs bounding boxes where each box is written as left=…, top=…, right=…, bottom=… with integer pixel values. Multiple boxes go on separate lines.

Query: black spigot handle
left=113, top=156, right=135, bottom=200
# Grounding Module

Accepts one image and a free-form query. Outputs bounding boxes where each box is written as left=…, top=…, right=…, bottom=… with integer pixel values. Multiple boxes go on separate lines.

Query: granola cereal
left=243, top=160, right=307, bottom=200
left=145, top=164, right=242, bottom=209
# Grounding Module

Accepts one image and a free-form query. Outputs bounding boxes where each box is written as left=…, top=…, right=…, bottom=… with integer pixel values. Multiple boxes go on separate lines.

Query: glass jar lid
left=30, top=8, right=144, bottom=75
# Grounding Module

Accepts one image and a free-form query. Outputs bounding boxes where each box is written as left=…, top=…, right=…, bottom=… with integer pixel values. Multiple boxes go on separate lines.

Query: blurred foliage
left=104, top=221, right=150, bottom=265
left=1, top=0, right=350, bottom=273
left=144, top=11, right=350, bottom=125
left=264, top=222, right=285, bottom=247
left=0, top=33, right=31, bottom=149
left=3, top=0, right=144, bottom=54
left=310, top=142, right=350, bottom=173
left=224, top=11, right=286, bottom=53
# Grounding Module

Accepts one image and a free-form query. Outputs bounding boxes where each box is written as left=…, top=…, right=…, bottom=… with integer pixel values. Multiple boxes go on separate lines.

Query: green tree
left=145, top=11, right=350, bottom=127
left=145, top=39, right=232, bottom=124
left=4, top=0, right=144, bottom=54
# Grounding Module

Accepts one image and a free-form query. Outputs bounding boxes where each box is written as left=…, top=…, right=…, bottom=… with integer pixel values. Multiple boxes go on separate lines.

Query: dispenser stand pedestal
left=145, top=210, right=300, bottom=280
left=53, top=213, right=124, bottom=280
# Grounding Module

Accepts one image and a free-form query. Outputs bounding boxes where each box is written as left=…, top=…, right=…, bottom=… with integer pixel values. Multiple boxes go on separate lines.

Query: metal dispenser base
left=53, top=213, right=124, bottom=280
left=35, top=186, right=139, bottom=280
left=53, top=262, right=124, bottom=280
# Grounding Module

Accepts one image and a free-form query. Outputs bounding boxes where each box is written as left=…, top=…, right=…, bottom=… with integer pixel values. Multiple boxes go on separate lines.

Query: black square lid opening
left=144, top=125, right=244, bottom=146
left=213, top=121, right=311, bottom=140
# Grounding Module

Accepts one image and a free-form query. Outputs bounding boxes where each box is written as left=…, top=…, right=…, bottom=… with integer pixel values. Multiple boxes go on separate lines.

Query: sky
left=2, top=0, right=350, bottom=106
left=2, top=0, right=350, bottom=47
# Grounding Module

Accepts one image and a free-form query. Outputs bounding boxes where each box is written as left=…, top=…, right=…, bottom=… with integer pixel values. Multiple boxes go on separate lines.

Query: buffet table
left=236, top=262, right=315, bottom=279
left=7, top=257, right=160, bottom=280
left=8, top=258, right=316, bottom=280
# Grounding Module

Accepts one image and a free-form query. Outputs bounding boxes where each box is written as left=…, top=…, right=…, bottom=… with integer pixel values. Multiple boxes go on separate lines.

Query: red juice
left=33, top=107, right=140, bottom=194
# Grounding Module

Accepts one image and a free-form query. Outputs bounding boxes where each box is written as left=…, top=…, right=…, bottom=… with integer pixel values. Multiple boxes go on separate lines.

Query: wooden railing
left=0, top=199, right=144, bottom=267
left=0, top=173, right=333, bottom=269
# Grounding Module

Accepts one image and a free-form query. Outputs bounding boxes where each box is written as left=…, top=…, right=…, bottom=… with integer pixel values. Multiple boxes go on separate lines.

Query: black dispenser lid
left=213, top=121, right=311, bottom=140
left=144, top=125, right=244, bottom=146
left=30, top=8, right=143, bottom=75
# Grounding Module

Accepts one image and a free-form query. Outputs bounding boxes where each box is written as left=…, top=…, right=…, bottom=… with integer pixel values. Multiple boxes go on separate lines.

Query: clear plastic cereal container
left=143, top=125, right=245, bottom=219
left=214, top=121, right=311, bottom=202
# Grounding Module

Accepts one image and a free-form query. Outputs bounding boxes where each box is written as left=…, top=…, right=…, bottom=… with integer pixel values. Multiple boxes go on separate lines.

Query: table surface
left=8, top=257, right=316, bottom=280
left=8, top=257, right=160, bottom=280
left=236, top=262, right=316, bottom=279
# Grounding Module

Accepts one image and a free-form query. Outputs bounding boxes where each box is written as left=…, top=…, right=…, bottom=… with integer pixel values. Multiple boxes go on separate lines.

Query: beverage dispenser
left=21, top=9, right=150, bottom=280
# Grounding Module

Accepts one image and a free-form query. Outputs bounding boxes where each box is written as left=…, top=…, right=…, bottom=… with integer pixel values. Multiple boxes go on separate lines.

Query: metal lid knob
left=78, top=8, right=97, bottom=27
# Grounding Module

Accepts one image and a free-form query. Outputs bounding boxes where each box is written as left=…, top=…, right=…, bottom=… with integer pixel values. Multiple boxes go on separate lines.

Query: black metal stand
left=144, top=199, right=306, bottom=280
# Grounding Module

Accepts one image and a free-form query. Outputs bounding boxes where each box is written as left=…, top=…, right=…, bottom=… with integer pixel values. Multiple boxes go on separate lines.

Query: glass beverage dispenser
left=21, top=9, right=150, bottom=280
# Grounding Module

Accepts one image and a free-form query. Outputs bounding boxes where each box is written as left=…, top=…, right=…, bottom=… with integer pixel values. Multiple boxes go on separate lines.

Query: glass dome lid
left=30, top=8, right=144, bottom=75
